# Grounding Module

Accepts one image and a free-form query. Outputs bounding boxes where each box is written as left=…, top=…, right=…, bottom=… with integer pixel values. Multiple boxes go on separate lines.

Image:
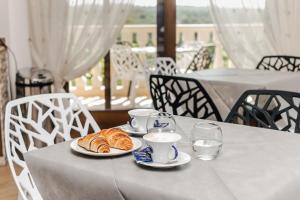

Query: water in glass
left=191, top=122, right=222, bottom=160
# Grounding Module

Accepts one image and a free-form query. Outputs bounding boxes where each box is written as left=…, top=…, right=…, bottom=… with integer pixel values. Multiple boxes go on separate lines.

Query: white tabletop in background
left=132, top=46, right=197, bottom=53
left=181, top=68, right=300, bottom=119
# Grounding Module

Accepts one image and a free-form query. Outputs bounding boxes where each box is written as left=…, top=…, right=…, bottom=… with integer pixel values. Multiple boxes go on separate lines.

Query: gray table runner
left=25, top=116, right=300, bottom=200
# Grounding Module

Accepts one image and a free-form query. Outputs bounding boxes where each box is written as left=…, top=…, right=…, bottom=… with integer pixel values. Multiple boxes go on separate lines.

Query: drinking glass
left=146, top=112, right=176, bottom=134
left=191, top=122, right=222, bottom=160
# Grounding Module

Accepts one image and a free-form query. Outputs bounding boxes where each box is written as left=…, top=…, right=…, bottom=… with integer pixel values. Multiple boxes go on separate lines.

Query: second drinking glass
left=191, top=122, right=222, bottom=160
left=146, top=112, right=176, bottom=134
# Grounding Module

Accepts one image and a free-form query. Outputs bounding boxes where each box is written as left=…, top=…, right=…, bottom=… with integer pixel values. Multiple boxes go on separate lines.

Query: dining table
left=132, top=46, right=198, bottom=70
left=181, top=68, right=300, bottom=120
left=25, top=116, right=300, bottom=200
left=132, top=46, right=198, bottom=54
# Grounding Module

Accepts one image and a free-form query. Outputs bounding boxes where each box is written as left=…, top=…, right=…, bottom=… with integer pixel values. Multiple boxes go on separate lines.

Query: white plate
left=136, top=152, right=191, bottom=168
left=119, top=124, right=147, bottom=136
left=70, top=137, right=142, bottom=157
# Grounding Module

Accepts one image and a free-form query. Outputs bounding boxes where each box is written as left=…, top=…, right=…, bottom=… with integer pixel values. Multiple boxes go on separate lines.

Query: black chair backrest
left=185, top=45, right=215, bottom=73
left=256, top=55, right=300, bottom=72
left=149, top=74, right=222, bottom=121
left=225, top=90, right=300, bottom=133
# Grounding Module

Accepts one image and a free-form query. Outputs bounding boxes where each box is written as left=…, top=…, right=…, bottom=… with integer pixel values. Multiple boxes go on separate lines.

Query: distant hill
left=177, top=6, right=212, bottom=24
left=126, top=6, right=212, bottom=24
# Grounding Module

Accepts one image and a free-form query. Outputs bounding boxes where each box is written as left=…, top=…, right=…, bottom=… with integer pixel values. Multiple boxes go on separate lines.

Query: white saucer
left=136, top=152, right=191, bottom=168
left=119, top=124, right=147, bottom=136
left=70, top=137, right=142, bottom=157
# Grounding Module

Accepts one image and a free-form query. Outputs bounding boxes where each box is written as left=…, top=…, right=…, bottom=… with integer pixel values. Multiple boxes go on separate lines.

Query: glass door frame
left=104, top=0, right=176, bottom=109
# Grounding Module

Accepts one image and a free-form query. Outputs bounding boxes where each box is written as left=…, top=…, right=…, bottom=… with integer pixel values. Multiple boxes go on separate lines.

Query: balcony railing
left=70, top=24, right=233, bottom=110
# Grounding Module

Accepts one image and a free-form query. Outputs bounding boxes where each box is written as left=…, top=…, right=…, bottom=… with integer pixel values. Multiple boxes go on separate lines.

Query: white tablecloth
left=131, top=47, right=197, bottom=54
left=182, top=68, right=300, bottom=120
left=25, top=116, right=300, bottom=200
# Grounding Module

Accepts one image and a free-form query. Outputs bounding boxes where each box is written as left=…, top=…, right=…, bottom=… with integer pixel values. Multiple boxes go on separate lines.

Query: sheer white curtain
left=264, top=0, right=300, bottom=56
left=27, top=0, right=134, bottom=89
left=209, top=0, right=274, bottom=69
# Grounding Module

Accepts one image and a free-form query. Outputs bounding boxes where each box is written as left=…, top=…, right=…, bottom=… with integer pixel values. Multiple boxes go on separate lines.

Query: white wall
left=0, top=0, right=32, bottom=98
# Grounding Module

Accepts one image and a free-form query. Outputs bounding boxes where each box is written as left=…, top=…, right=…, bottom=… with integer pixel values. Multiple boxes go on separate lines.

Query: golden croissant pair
left=78, top=128, right=133, bottom=153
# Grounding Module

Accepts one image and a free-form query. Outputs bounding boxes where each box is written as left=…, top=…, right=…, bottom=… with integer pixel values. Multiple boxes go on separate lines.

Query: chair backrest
left=185, top=45, right=215, bottom=73
left=5, top=93, right=100, bottom=200
left=116, top=40, right=132, bottom=47
left=110, top=44, right=143, bottom=77
left=256, top=55, right=300, bottom=72
left=225, top=90, right=300, bottom=133
left=143, top=57, right=180, bottom=90
left=155, top=57, right=179, bottom=75
left=149, top=74, right=222, bottom=121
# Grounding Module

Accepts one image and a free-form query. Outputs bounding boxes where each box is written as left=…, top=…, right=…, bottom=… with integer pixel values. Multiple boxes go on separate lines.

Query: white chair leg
left=111, top=76, right=117, bottom=96
left=129, top=78, right=137, bottom=106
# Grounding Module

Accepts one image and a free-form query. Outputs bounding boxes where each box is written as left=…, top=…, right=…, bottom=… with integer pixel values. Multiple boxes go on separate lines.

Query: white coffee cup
left=143, top=132, right=182, bottom=164
left=128, top=109, right=159, bottom=132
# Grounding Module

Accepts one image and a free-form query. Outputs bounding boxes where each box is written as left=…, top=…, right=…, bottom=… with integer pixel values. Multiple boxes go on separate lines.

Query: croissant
left=78, top=133, right=110, bottom=153
left=99, top=128, right=133, bottom=151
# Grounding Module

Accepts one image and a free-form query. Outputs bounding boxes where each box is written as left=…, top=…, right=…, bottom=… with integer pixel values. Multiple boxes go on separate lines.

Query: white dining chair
left=155, top=57, right=180, bottom=75
left=110, top=44, right=145, bottom=104
left=143, top=57, right=181, bottom=102
left=144, top=57, right=180, bottom=86
left=5, top=93, right=100, bottom=200
left=185, top=45, right=215, bottom=73
left=144, top=57, right=180, bottom=76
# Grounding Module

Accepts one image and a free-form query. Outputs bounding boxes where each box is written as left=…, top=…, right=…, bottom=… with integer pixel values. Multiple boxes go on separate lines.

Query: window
left=176, top=0, right=233, bottom=71
left=69, top=0, right=234, bottom=111
left=70, top=1, right=156, bottom=110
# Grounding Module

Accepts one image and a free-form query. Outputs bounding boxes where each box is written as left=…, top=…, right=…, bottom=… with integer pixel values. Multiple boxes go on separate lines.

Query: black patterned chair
left=149, top=74, right=222, bottom=121
left=225, top=90, right=300, bottom=133
left=185, top=45, right=215, bottom=73
left=256, top=55, right=300, bottom=72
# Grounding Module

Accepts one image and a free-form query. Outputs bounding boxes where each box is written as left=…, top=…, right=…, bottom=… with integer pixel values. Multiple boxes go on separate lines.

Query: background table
left=25, top=116, right=300, bottom=200
left=132, top=46, right=197, bottom=54
left=182, top=68, right=300, bottom=119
